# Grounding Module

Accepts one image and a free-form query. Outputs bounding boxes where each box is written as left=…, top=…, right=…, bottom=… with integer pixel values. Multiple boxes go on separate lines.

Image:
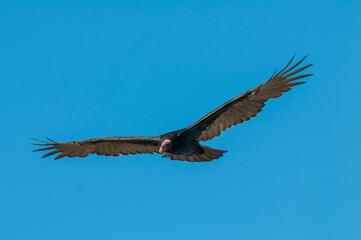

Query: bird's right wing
left=32, top=137, right=161, bottom=160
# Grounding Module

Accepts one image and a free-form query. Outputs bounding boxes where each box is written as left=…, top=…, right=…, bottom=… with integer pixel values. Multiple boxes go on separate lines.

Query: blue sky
left=1, top=1, right=360, bottom=239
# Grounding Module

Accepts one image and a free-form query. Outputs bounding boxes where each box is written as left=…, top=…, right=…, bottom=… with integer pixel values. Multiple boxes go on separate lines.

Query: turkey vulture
left=32, top=56, right=312, bottom=162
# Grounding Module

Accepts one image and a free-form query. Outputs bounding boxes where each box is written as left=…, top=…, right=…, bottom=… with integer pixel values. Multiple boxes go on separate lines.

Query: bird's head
left=159, top=139, right=172, bottom=153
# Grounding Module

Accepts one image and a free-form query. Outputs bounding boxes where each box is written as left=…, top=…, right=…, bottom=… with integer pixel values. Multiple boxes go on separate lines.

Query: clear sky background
left=1, top=1, right=360, bottom=239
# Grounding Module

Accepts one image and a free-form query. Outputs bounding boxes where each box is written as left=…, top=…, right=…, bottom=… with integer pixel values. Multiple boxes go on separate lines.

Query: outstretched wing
left=183, top=56, right=312, bottom=142
left=32, top=137, right=161, bottom=160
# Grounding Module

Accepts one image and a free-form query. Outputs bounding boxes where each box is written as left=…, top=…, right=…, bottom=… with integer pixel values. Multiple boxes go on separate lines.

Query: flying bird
left=33, top=56, right=312, bottom=162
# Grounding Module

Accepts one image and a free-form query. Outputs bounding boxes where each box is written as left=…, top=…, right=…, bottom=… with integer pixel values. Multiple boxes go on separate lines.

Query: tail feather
left=162, top=146, right=227, bottom=162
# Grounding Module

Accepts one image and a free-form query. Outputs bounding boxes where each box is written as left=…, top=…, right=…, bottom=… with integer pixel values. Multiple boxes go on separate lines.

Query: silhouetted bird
left=33, top=56, right=312, bottom=162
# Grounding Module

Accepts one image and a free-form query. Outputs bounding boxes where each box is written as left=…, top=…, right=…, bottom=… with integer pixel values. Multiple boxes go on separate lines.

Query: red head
left=159, top=139, right=172, bottom=153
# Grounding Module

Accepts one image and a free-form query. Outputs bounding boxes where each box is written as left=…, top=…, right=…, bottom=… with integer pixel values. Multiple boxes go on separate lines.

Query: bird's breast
left=172, top=135, right=198, bottom=156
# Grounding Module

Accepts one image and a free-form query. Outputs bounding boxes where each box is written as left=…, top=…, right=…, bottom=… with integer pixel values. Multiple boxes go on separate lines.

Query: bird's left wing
left=32, top=137, right=161, bottom=160
left=183, top=56, right=312, bottom=142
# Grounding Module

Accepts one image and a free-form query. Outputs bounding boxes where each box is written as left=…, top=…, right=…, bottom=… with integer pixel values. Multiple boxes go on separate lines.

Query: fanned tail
left=162, top=146, right=227, bottom=162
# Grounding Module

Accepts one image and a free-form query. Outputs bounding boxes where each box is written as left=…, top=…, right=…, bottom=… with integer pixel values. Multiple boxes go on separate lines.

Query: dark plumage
left=32, top=56, right=312, bottom=162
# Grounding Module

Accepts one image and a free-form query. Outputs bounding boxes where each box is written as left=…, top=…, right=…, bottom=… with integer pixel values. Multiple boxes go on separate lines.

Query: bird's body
left=33, top=56, right=312, bottom=162
left=161, top=130, right=198, bottom=156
